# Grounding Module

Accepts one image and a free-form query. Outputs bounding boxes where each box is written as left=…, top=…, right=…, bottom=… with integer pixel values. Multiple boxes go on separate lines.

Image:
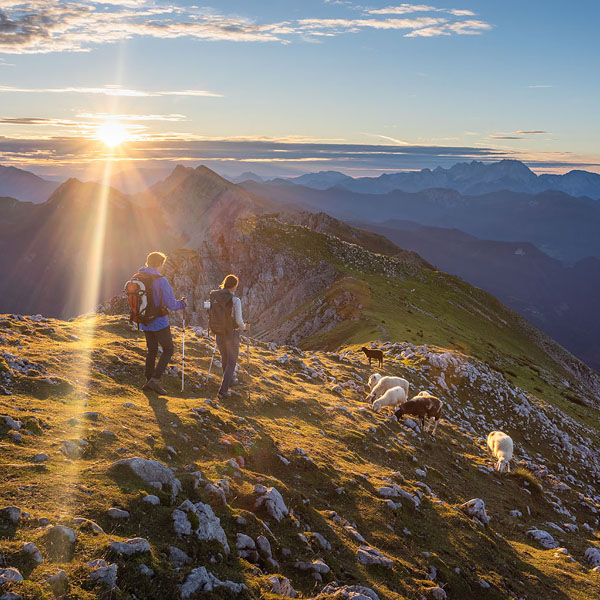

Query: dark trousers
left=216, top=329, right=240, bottom=394
left=144, top=326, right=174, bottom=381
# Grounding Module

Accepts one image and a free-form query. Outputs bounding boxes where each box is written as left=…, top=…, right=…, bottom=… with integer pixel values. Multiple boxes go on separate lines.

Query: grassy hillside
left=1, top=314, right=599, bottom=599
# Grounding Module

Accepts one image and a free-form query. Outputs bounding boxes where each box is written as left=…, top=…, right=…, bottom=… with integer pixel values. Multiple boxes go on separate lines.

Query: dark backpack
left=208, top=289, right=235, bottom=334
left=124, top=272, right=166, bottom=328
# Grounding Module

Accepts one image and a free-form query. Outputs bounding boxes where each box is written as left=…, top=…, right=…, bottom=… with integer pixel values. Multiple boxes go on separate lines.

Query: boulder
left=111, top=457, right=182, bottom=503
left=0, top=568, right=23, bottom=586
left=169, top=546, right=192, bottom=567
left=584, top=547, right=600, bottom=567
left=317, top=583, right=380, bottom=599
left=179, top=567, right=246, bottom=598
left=0, top=507, right=21, bottom=525
left=254, top=485, right=289, bottom=521
left=268, top=575, right=297, bottom=597
left=172, top=500, right=230, bottom=554
left=526, top=529, right=559, bottom=549
left=88, top=562, right=118, bottom=589
left=459, top=498, right=490, bottom=525
left=357, top=545, right=393, bottom=568
left=44, top=570, right=68, bottom=596
left=109, top=537, right=151, bottom=556
left=45, top=526, right=76, bottom=560
left=22, top=542, right=43, bottom=564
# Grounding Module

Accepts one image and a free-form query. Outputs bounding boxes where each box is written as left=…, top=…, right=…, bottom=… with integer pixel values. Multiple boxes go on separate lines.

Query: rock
left=526, top=529, right=559, bottom=549
left=356, top=545, right=393, bottom=568
left=377, top=485, right=420, bottom=508
left=430, top=588, right=447, bottom=600
left=584, top=547, right=600, bottom=567
left=179, top=566, right=246, bottom=598
left=88, top=562, right=118, bottom=589
left=312, top=532, right=331, bottom=551
left=0, top=568, right=23, bottom=586
left=172, top=500, right=230, bottom=554
left=295, top=559, right=330, bottom=574
left=46, top=526, right=76, bottom=559
left=169, top=546, right=192, bottom=567
left=22, top=542, right=43, bottom=564
left=32, top=453, right=49, bottom=463
left=109, top=537, right=151, bottom=556
left=73, top=518, right=104, bottom=534
left=0, top=507, right=21, bottom=524
left=256, top=535, right=273, bottom=558
left=254, top=485, right=289, bottom=521
left=267, top=575, right=297, bottom=597
left=107, top=508, right=130, bottom=519
left=0, top=593, right=23, bottom=600
left=142, top=495, right=160, bottom=506
left=318, top=583, right=380, bottom=599
left=44, top=570, right=68, bottom=596
left=139, top=564, right=154, bottom=577
left=460, top=498, right=490, bottom=525
left=111, top=457, right=182, bottom=503
left=60, top=439, right=88, bottom=460
left=0, top=416, right=21, bottom=431
left=236, top=533, right=259, bottom=562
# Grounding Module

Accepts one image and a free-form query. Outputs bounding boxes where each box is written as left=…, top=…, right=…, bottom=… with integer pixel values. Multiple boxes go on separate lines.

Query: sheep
left=368, top=373, right=382, bottom=391
left=487, top=431, right=513, bottom=473
left=394, top=393, right=443, bottom=436
left=361, top=347, right=383, bottom=368
left=366, top=375, right=410, bottom=403
left=372, top=385, right=408, bottom=414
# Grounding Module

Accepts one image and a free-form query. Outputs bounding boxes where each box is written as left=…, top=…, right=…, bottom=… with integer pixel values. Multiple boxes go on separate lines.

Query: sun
left=96, top=120, right=129, bottom=147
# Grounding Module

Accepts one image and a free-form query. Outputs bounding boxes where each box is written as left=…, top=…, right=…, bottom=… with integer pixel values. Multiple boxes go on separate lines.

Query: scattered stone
left=254, top=485, right=289, bottom=521
left=88, top=562, right=117, bottom=589
left=45, top=526, right=76, bottom=560
left=526, top=529, right=559, bottom=550
left=111, top=457, right=182, bottom=503
left=22, top=542, right=43, bottom=564
left=172, top=500, right=230, bottom=554
left=109, top=537, right=151, bottom=556
left=267, top=575, right=297, bottom=597
left=44, top=570, right=68, bottom=597
left=0, top=507, right=21, bottom=525
left=318, top=583, right=380, bottom=599
left=0, top=568, right=23, bottom=586
left=356, top=545, right=393, bottom=568
left=180, top=566, right=246, bottom=598
left=584, top=547, right=600, bottom=568
left=236, top=533, right=259, bottom=562
left=142, top=495, right=160, bottom=506
left=430, top=587, right=447, bottom=600
left=32, top=453, right=49, bottom=463
left=139, top=564, right=154, bottom=577
left=107, top=508, right=130, bottom=519
left=169, top=546, right=192, bottom=567
left=460, top=498, right=490, bottom=525
left=73, top=518, right=104, bottom=535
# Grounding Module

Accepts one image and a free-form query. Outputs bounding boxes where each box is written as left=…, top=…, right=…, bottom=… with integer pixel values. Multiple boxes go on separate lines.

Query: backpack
left=208, top=289, right=235, bottom=334
left=124, top=272, right=166, bottom=328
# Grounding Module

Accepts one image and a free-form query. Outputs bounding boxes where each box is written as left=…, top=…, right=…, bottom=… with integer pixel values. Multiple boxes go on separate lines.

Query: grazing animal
left=368, top=373, right=382, bottom=391
left=372, top=385, right=408, bottom=414
left=394, top=393, right=443, bottom=435
left=367, top=376, right=410, bottom=403
left=487, top=431, right=513, bottom=473
left=361, top=346, right=383, bottom=368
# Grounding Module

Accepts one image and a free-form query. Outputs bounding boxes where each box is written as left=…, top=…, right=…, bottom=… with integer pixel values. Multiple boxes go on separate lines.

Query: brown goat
left=395, top=392, right=443, bottom=436
left=361, top=346, right=383, bottom=368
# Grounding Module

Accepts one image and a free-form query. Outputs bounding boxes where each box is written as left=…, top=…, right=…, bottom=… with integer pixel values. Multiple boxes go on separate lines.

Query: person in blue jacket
left=139, top=251, right=186, bottom=395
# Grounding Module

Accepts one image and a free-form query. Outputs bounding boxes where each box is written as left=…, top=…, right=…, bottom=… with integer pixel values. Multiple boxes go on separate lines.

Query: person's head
left=146, top=251, right=167, bottom=272
left=220, top=274, right=239, bottom=292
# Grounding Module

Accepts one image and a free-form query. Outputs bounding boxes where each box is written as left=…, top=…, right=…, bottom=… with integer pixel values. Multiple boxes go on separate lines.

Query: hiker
left=131, top=252, right=186, bottom=395
left=209, top=274, right=249, bottom=399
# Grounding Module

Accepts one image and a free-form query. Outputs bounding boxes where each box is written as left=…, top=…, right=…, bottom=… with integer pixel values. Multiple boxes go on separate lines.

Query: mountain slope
left=352, top=219, right=600, bottom=371
left=0, top=165, right=60, bottom=204
left=0, top=314, right=599, bottom=599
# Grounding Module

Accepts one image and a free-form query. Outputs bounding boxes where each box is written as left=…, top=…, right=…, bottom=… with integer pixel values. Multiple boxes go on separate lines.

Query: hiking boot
left=142, top=379, right=152, bottom=390
left=217, top=390, right=231, bottom=399
left=146, top=377, right=167, bottom=395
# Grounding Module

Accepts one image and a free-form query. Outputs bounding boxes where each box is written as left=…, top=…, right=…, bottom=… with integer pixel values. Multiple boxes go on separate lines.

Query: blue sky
left=0, top=0, right=598, bottom=178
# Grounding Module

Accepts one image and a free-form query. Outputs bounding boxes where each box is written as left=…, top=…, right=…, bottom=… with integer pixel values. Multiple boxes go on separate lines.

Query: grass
left=0, top=312, right=599, bottom=599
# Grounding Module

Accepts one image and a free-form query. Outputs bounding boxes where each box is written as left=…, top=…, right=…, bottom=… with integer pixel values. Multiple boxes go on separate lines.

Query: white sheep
left=372, top=385, right=408, bottom=414
left=487, top=431, right=514, bottom=473
left=368, top=373, right=382, bottom=391
left=366, top=376, right=410, bottom=403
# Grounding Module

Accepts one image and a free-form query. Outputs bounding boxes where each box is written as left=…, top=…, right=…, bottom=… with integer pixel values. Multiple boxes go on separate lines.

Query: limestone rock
left=254, top=485, right=289, bottom=521
left=357, top=545, right=393, bottom=568
left=460, top=498, right=490, bottom=525
left=109, top=537, right=151, bottom=556
left=172, top=500, right=230, bottom=554
left=0, top=568, right=23, bottom=586
left=268, top=575, right=297, bottom=597
left=179, top=566, right=246, bottom=598
left=526, top=529, right=559, bottom=549
left=111, top=457, right=182, bottom=503
left=584, top=547, right=600, bottom=567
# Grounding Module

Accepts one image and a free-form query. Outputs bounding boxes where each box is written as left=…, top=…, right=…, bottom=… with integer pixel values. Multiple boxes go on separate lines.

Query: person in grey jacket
left=213, top=274, right=248, bottom=398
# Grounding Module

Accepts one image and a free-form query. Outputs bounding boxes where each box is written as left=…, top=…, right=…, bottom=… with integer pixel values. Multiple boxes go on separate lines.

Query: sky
left=0, top=0, right=598, bottom=179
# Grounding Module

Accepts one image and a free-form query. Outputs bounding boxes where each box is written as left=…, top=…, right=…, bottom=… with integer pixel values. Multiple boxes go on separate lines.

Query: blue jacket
left=138, top=266, right=186, bottom=331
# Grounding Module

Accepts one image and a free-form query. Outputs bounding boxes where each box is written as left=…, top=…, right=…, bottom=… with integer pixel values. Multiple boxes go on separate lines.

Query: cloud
left=0, top=85, right=222, bottom=97
left=528, top=85, right=553, bottom=89
left=76, top=112, right=187, bottom=122
left=0, top=2, right=492, bottom=54
left=1, top=135, right=596, bottom=178
left=515, top=130, right=548, bottom=135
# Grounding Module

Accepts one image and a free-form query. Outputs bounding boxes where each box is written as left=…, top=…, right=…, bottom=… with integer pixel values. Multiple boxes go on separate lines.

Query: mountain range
left=0, top=165, right=59, bottom=204
left=278, top=159, right=600, bottom=199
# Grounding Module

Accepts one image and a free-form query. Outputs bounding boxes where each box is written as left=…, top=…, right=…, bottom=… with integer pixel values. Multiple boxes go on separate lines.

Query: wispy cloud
left=0, top=2, right=492, bottom=54
left=0, top=85, right=222, bottom=97
left=528, top=85, right=554, bottom=89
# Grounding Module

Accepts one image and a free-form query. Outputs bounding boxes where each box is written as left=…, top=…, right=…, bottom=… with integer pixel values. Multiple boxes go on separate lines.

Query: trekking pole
left=181, top=309, right=186, bottom=393
left=207, top=336, right=217, bottom=375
